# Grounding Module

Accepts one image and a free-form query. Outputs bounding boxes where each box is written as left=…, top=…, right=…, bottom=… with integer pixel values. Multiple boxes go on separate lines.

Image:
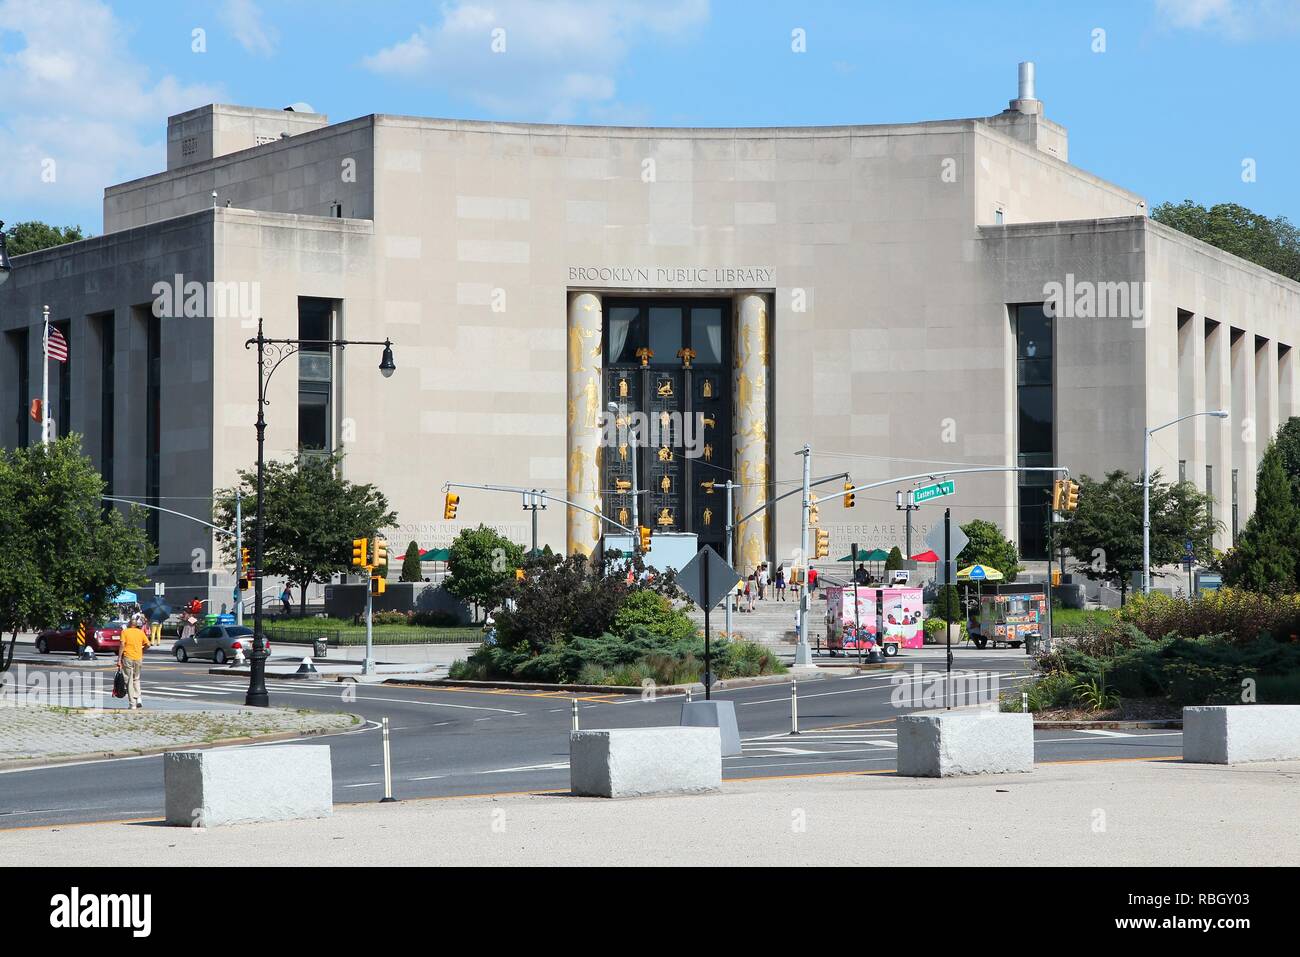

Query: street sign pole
left=795, top=445, right=813, bottom=666
left=851, top=541, right=861, bottom=666
left=703, top=553, right=711, bottom=700
left=234, top=490, right=243, bottom=627
left=724, top=480, right=734, bottom=638
left=944, top=507, right=952, bottom=710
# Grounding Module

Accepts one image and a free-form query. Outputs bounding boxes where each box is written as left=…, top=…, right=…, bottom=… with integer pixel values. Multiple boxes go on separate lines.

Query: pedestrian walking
left=757, top=564, right=768, bottom=601
left=745, top=574, right=756, bottom=613
left=775, top=565, right=786, bottom=601
left=117, top=614, right=150, bottom=709
left=279, top=585, right=292, bottom=616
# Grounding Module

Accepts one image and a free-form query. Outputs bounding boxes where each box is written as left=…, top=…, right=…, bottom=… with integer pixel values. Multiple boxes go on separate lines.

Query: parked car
left=171, top=625, right=267, bottom=664
left=35, top=620, right=124, bottom=656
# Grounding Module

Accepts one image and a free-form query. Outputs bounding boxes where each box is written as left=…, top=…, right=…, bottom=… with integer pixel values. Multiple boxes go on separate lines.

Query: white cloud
left=0, top=0, right=221, bottom=229
left=1154, top=0, right=1300, bottom=38
left=362, top=0, right=710, bottom=121
left=220, top=0, right=279, bottom=57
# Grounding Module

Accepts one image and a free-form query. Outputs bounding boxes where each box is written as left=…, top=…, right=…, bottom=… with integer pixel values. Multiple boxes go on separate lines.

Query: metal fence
left=263, top=626, right=480, bottom=647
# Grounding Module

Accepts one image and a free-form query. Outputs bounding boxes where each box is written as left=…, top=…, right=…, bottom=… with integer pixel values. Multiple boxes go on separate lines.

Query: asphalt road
left=0, top=649, right=1183, bottom=829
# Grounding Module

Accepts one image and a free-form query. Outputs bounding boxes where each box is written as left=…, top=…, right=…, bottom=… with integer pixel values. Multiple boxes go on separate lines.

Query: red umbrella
left=910, top=549, right=940, bottom=563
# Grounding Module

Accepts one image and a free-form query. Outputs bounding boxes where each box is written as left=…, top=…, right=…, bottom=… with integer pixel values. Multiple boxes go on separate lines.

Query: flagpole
left=41, top=304, right=50, bottom=446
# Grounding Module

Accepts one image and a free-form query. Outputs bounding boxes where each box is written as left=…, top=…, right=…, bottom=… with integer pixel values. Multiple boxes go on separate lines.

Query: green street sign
left=912, top=480, right=955, bottom=506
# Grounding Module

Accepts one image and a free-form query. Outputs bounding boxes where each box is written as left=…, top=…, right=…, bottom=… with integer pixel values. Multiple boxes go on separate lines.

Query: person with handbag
left=117, top=614, right=150, bottom=709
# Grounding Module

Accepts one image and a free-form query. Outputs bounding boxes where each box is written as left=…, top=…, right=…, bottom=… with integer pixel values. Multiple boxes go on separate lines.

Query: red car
left=35, top=620, right=124, bottom=656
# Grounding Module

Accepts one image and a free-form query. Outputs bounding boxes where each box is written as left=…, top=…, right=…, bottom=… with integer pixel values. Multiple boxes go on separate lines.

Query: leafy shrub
left=1072, top=675, right=1120, bottom=712
left=611, top=589, right=698, bottom=642
left=1118, top=588, right=1300, bottom=645
left=372, top=610, right=411, bottom=626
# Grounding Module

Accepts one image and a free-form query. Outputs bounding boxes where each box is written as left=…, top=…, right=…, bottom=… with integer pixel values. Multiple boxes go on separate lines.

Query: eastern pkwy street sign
left=924, top=521, right=969, bottom=564
left=912, top=480, right=955, bottom=506
left=677, top=545, right=742, bottom=612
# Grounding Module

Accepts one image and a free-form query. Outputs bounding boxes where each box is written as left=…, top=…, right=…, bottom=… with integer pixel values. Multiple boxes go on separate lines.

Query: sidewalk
left=4, top=758, right=1296, bottom=865
left=0, top=703, right=357, bottom=765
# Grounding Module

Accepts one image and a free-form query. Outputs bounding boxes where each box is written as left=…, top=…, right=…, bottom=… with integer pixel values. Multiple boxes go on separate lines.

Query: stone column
left=567, top=291, right=604, bottom=557
left=732, top=293, right=770, bottom=574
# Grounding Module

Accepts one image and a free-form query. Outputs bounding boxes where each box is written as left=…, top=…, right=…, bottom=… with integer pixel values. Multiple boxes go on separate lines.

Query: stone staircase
left=683, top=592, right=831, bottom=647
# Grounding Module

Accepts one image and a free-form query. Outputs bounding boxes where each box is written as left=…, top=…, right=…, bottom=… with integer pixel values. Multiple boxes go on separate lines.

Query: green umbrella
left=421, top=548, right=451, bottom=562
left=838, top=548, right=890, bottom=562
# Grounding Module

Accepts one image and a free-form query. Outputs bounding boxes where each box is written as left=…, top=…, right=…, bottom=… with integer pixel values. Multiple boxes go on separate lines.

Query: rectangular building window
left=1231, top=468, right=1239, bottom=544
left=1178, top=460, right=1187, bottom=485
left=98, top=315, right=115, bottom=495
left=55, top=320, right=71, bottom=439
left=1015, top=304, right=1053, bottom=560
left=298, top=298, right=334, bottom=453
left=7, top=330, right=29, bottom=448
left=146, top=315, right=161, bottom=551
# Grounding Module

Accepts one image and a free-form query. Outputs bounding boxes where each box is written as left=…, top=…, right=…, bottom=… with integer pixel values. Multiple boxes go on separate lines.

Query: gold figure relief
left=702, top=378, right=713, bottom=398
left=701, top=414, right=716, bottom=429
left=618, top=443, right=628, bottom=462
left=615, top=479, right=632, bottom=492
left=660, top=474, right=671, bottom=494
left=582, top=377, right=600, bottom=429
left=677, top=347, right=696, bottom=369
left=703, top=442, right=713, bottom=462
left=635, top=347, right=653, bottom=367
left=660, top=410, right=671, bottom=429
left=700, top=479, right=714, bottom=495
left=656, top=378, right=674, bottom=397
left=618, top=507, right=629, bottom=527
left=618, top=378, right=629, bottom=398
left=657, top=446, right=673, bottom=462
left=568, top=324, right=595, bottom=373
left=702, top=507, right=713, bottom=527
left=657, top=507, right=674, bottom=527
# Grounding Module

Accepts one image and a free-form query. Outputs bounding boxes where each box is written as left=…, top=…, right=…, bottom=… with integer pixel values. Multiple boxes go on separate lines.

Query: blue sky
left=2, top=0, right=1298, bottom=232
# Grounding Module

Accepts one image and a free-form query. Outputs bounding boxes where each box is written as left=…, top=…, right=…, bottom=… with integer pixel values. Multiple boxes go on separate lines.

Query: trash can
left=312, top=637, right=328, bottom=659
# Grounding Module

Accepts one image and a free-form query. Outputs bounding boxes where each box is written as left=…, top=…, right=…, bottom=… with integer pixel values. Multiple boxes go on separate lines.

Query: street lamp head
left=0, top=221, right=12, bottom=288
left=1211, top=410, right=1229, bottom=419
left=378, top=341, right=396, bottom=378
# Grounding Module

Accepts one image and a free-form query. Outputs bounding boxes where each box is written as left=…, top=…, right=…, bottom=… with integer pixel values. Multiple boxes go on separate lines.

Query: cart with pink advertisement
left=823, top=586, right=925, bottom=656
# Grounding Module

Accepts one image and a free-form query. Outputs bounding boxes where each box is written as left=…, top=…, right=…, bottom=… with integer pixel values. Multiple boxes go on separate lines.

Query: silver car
left=171, top=625, right=267, bottom=664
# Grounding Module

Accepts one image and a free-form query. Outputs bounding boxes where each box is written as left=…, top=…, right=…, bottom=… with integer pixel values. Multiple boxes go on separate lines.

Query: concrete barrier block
left=679, top=700, right=742, bottom=756
left=897, top=711, right=1034, bottom=777
left=164, top=745, right=333, bottom=827
left=570, top=727, right=721, bottom=798
left=1183, top=705, right=1300, bottom=764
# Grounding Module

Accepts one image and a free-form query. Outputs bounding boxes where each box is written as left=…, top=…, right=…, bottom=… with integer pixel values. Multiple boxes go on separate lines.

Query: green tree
left=4, top=221, right=88, bottom=256
left=1222, top=446, right=1299, bottom=592
left=884, top=546, right=905, bottom=571
left=1269, top=416, right=1300, bottom=488
left=1057, top=469, right=1218, bottom=604
left=400, top=540, right=423, bottom=583
left=0, top=437, right=152, bottom=670
left=445, top=525, right=524, bottom=621
left=956, top=519, right=1022, bottom=582
left=213, top=451, right=397, bottom=616
left=1151, top=201, right=1300, bottom=282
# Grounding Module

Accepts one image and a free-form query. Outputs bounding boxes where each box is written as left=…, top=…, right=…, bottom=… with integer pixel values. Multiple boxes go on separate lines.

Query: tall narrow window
left=99, top=315, right=115, bottom=495
left=1015, top=304, right=1053, bottom=559
left=1231, top=468, right=1239, bottom=544
left=55, top=320, right=71, bottom=439
left=1178, top=460, right=1187, bottom=485
left=7, top=330, right=29, bottom=448
left=146, top=315, right=161, bottom=551
left=298, top=298, right=334, bottom=454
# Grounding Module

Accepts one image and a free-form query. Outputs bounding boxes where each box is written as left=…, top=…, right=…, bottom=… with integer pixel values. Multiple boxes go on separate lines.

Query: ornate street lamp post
left=244, top=318, right=395, bottom=707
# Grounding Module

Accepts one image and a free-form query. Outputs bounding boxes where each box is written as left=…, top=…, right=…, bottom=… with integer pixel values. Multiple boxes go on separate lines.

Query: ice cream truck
left=968, top=583, right=1047, bottom=649
left=824, top=586, right=925, bottom=657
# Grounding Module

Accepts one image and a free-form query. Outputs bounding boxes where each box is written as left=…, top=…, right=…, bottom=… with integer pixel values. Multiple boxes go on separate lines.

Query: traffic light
left=443, top=492, right=459, bottom=520
left=1051, top=479, right=1065, bottom=512
left=370, top=575, right=386, bottom=596
left=239, top=547, right=251, bottom=590
left=351, top=537, right=369, bottom=568
left=843, top=480, right=855, bottom=509
left=638, top=525, right=652, bottom=552
left=1065, top=479, right=1080, bottom=511
left=372, top=536, right=388, bottom=569
left=815, top=528, right=831, bottom=559
left=809, top=504, right=820, bottom=526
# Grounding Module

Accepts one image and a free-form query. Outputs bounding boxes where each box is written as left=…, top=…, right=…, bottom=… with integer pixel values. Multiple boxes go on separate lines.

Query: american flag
left=45, top=324, right=68, bottom=363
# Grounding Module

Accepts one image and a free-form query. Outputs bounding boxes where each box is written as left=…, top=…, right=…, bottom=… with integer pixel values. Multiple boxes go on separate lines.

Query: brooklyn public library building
left=3, top=63, right=1299, bottom=606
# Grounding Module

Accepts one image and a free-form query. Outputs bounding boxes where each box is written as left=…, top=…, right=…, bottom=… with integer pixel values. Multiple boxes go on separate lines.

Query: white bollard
left=1021, top=691, right=1029, bottom=713
left=572, top=697, right=579, bottom=732
left=380, top=716, right=396, bottom=803
left=790, top=678, right=800, bottom=736
left=686, top=687, right=693, bottom=704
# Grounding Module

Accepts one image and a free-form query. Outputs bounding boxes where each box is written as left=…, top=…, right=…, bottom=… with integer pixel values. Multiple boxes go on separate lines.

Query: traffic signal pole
left=796, top=445, right=813, bottom=666
left=234, top=490, right=243, bottom=627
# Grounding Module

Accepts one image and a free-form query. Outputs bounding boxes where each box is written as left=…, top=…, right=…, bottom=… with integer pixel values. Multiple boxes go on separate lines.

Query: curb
left=0, top=713, right=364, bottom=772
left=387, top=665, right=902, bottom=695
left=1032, top=719, right=1182, bottom=730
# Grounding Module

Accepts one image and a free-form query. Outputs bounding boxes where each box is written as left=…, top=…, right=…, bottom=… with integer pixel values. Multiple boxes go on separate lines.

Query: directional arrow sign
left=911, top=480, right=955, bottom=506
left=924, top=521, right=969, bottom=564
left=677, top=545, right=741, bottom=611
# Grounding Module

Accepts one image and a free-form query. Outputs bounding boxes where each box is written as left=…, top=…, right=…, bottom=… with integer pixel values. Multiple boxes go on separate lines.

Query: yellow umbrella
left=957, top=564, right=1003, bottom=581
